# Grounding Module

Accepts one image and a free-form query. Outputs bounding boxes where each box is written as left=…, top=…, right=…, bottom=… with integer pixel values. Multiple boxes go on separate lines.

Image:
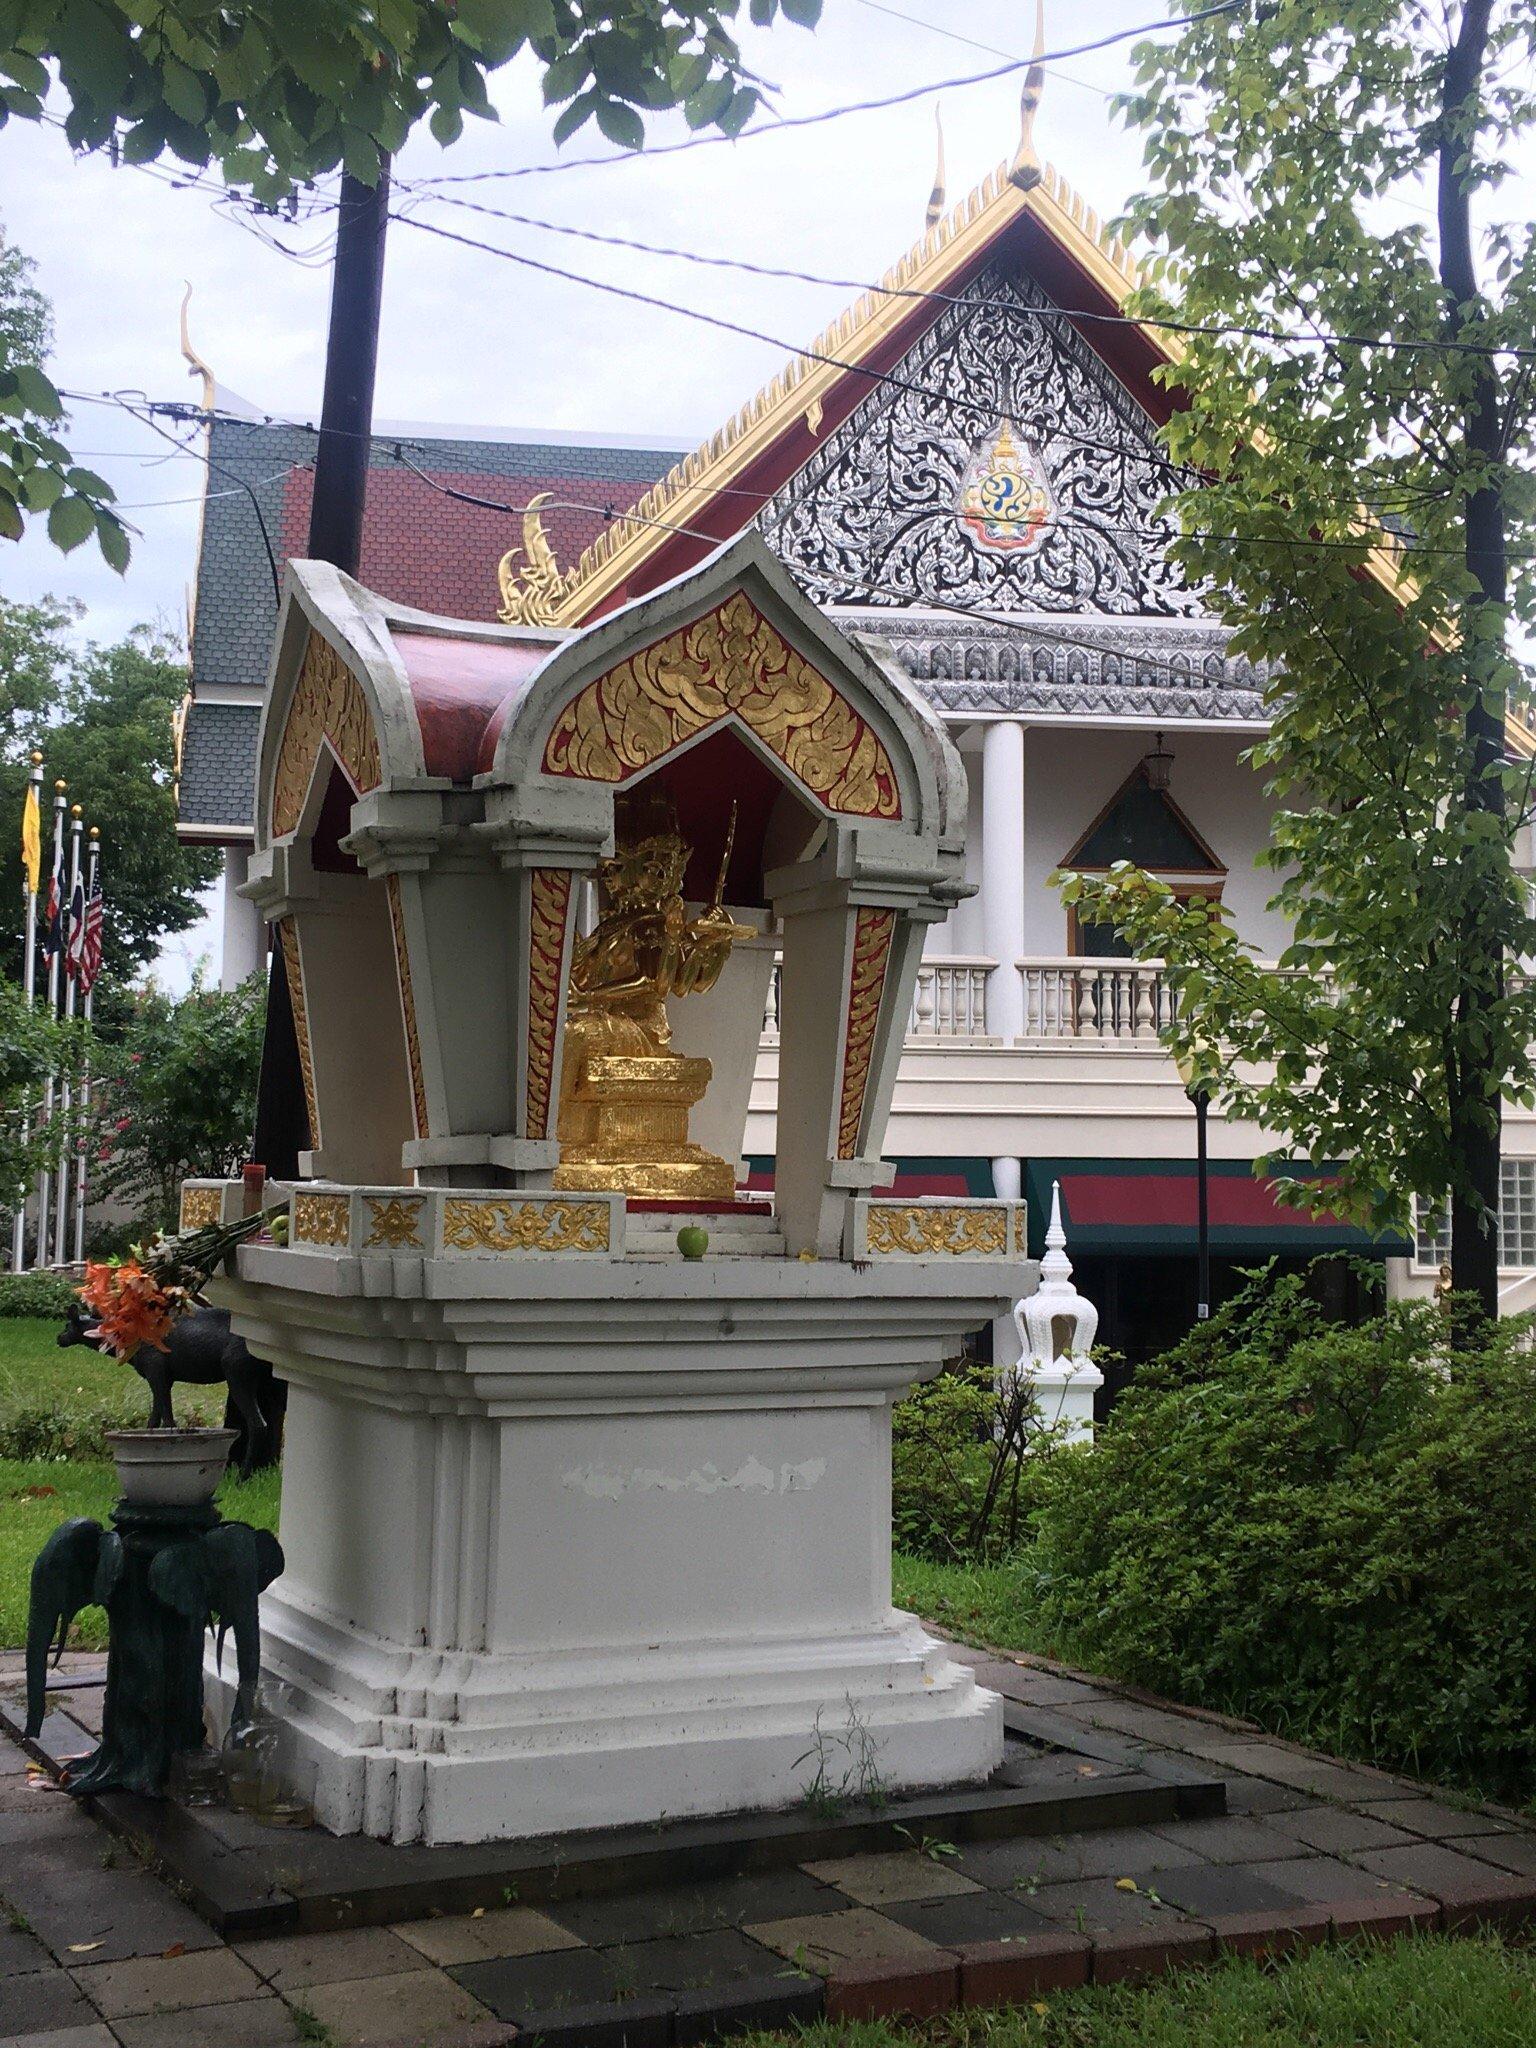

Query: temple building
left=176, top=102, right=1536, bottom=1381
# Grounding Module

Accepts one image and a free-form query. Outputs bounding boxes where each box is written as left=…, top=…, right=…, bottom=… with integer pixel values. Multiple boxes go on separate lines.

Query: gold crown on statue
left=599, top=789, right=689, bottom=907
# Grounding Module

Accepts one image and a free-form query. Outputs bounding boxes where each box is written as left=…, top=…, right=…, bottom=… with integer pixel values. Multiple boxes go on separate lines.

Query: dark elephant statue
left=149, top=1521, right=285, bottom=1727
left=57, top=1301, right=285, bottom=1478
left=25, top=1513, right=283, bottom=1797
left=24, top=1517, right=123, bottom=1737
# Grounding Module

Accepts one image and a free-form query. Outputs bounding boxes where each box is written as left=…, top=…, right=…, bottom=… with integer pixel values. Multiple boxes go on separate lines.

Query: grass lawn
left=891, top=1552, right=1044, bottom=1657
left=756, top=1934, right=1536, bottom=2048
left=0, top=1315, right=225, bottom=1435
left=1, top=1459, right=281, bottom=1649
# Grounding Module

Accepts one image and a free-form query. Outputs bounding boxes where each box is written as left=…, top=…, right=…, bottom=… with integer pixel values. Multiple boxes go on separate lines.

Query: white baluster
left=1135, top=969, right=1155, bottom=1039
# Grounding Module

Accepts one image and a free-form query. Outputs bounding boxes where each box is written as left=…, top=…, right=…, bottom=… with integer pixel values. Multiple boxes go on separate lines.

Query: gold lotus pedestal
left=553, top=1053, right=736, bottom=1201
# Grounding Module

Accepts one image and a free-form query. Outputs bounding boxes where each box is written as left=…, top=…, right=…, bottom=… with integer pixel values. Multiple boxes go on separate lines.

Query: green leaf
left=11, top=364, right=62, bottom=419
left=594, top=96, right=644, bottom=150
left=96, top=509, right=130, bottom=573
left=159, top=55, right=207, bottom=124
left=780, top=0, right=822, bottom=24
left=47, top=493, right=96, bottom=552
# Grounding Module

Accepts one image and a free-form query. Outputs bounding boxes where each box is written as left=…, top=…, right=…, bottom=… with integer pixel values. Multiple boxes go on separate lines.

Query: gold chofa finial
left=925, top=105, right=946, bottom=229
left=1009, top=0, right=1047, bottom=194
left=179, top=283, right=215, bottom=413
left=497, top=492, right=576, bottom=626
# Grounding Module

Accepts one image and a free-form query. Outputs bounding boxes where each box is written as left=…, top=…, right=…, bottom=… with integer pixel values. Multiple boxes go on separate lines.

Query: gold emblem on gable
left=955, top=419, right=1055, bottom=554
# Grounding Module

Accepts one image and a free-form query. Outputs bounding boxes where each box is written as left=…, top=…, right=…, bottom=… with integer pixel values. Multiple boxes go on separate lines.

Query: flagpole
left=53, top=805, right=82, bottom=1265
left=9, top=752, right=43, bottom=1274
left=71, top=827, right=100, bottom=1267
left=36, top=781, right=66, bottom=1266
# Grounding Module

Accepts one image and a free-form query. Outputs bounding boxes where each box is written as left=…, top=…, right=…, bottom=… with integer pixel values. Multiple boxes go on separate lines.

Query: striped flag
left=79, top=866, right=103, bottom=997
left=65, top=872, right=86, bottom=981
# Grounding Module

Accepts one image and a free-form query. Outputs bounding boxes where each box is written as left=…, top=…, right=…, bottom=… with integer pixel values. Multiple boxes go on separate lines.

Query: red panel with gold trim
left=542, top=594, right=900, bottom=820
left=525, top=867, right=575, bottom=1141
left=836, top=907, right=896, bottom=1158
left=386, top=875, right=430, bottom=1140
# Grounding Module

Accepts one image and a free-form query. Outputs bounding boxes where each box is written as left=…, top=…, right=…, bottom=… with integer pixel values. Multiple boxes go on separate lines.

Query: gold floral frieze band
left=292, top=1192, right=351, bottom=1247
left=363, top=1196, right=426, bottom=1249
left=442, top=1197, right=611, bottom=1254
left=865, top=1204, right=1010, bottom=1257
left=179, top=1186, right=223, bottom=1232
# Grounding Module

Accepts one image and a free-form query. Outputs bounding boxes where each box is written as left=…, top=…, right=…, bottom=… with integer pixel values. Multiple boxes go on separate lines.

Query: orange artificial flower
left=78, top=1260, right=177, bottom=1362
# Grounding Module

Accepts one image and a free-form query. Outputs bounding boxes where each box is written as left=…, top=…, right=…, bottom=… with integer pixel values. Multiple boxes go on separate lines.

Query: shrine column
left=981, top=719, right=1026, bottom=1042
left=221, top=847, right=265, bottom=990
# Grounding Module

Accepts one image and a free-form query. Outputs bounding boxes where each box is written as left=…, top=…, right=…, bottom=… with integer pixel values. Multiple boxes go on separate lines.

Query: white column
left=221, top=846, right=265, bottom=989
left=980, top=719, right=1025, bottom=1041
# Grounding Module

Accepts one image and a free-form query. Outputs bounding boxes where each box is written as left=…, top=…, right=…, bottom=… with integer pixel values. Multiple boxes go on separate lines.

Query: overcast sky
left=3, top=2, right=1530, bottom=988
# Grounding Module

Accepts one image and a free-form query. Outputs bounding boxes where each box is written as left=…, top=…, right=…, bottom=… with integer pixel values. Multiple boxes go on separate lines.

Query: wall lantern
left=1143, top=731, right=1174, bottom=792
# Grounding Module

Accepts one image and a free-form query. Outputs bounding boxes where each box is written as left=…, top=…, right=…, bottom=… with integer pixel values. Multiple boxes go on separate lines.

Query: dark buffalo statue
left=58, top=1302, right=285, bottom=1479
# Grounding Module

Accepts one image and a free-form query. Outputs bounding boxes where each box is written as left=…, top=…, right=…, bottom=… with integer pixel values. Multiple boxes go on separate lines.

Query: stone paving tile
left=801, top=1852, right=978, bottom=1906
left=1217, top=1775, right=1313, bottom=1817
left=1356, top=1797, right=1514, bottom=1840
left=443, top=1946, right=628, bottom=2017
left=0, top=1926, right=52, bottom=1977
left=112, top=1993, right=305, bottom=2047
left=297, top=1967, right=492, bottom=2046
left=1241, top=1856, right=1428, bottom=1908
left=1148, top=1815, right=1307, bottom=1864
left=1188, top=1746, right=1401, bottom=1802
left=237, top=1926, right=428, bottom=1992
left=396, top=1907, right=586, bottom=1968
left=0, top=1806, right=103, bottom=1853
left=69, top=1947, right=265, bottom=2020
left=1451, top=1833, right=1536, bottom=1878
left=1027, top=1878, right=1197, bottom=1939
left=1144, top=1863, right=1312, bottom=1920
left=602, top=1930, right=796, bottom=1994
left=954, top=1825, right=1207, bottom=1891
left=1354, top=1843, right=1536, bottom=1923
left=545, top=1871, right=840, bottom=1946
left=993, top=1752, right=1137, bottom=1789
left=0, top=1966, right=96, bottom=2038
left=876, top=1887, right=1054, bottom=1949
left=745, top=1906, right=940, bottom=1972
left=2, top=2026, right=118, bottom=2048
left=674, top=1972, right=824, bottom=2044
left=2, top=1861, right=219, bottom=1967
left=1262, top=1807, right=1422, bottom=1857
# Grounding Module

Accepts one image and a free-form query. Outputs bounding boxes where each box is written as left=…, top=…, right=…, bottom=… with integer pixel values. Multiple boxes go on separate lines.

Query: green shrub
left=893, top=1360, right=1066, bottom=1564
left=1030, top=1271, right=1536, bottom=1805
left=0, top=1272, right=78, bottom=1319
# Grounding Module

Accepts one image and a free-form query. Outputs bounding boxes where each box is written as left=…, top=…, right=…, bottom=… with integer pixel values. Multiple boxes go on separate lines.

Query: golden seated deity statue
left=553, top=792, right=755, bottom=1202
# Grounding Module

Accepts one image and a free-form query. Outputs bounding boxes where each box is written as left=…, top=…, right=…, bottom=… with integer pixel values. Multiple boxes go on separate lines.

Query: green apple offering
left=676, top=1225, right=710, bottom=1260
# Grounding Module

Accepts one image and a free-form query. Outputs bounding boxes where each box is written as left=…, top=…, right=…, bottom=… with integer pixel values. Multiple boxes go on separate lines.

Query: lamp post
left=1175, top=1042, right=1213, bottom=1323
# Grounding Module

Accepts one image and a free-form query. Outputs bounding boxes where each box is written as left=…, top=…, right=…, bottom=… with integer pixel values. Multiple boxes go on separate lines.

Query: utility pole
left=253, top=165, right=391, bottom=1176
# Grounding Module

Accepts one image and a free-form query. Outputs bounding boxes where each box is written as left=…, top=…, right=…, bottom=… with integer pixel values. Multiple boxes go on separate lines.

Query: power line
left=407, top=1, right=1247, bottom=187
left=390, top=180, right=1536, bottom=364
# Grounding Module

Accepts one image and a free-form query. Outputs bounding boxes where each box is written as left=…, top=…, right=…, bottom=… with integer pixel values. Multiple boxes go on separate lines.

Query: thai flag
left=65, top=873, right=86, bottom=982
left=42, top=842, right=63, bottom=966
left=79, top=871, right=104, bottom=997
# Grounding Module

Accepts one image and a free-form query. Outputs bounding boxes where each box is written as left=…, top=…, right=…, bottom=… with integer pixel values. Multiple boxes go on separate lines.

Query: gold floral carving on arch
left=542, top=594, right=902, bottom=820
left=273, top=632, right=381, bottom=838
left=836, top=907, right=896, bottom=1158
left=293, top=1192, right=350, bottom=1247
left=524, top=867, right=574, bottom=1141
left=386, top=875, right=430, bottom=1140
left=278, top=920, right=320, bottom=1150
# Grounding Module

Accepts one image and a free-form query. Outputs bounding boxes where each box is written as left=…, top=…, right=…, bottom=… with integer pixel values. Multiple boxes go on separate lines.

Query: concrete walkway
left=3, top=1642, right=1536, bottom=2048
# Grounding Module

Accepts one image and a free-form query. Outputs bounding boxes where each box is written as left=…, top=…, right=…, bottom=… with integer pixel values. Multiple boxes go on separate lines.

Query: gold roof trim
left=531, top=155, right=1147, bottom=626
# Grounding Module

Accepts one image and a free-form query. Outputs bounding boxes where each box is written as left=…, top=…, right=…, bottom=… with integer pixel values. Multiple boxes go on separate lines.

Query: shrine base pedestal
left=210, top=1239, right=1018, bottom=1846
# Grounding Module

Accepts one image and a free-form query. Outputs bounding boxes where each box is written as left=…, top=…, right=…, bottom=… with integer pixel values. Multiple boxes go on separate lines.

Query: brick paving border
left=4, top=1641, right=1536, bottom=2045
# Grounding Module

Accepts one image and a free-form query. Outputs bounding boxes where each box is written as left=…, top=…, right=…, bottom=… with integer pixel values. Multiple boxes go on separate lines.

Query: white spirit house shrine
left=191, top=532, right=1031, bottom=1845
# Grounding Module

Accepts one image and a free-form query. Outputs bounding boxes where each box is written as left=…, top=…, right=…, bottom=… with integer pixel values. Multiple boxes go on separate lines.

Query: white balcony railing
left=763, top=957, right=994, bottom=1041
left=910, top=957, right=992, bottom=1038
left=1021, top=956, right=1178, bottom=1042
